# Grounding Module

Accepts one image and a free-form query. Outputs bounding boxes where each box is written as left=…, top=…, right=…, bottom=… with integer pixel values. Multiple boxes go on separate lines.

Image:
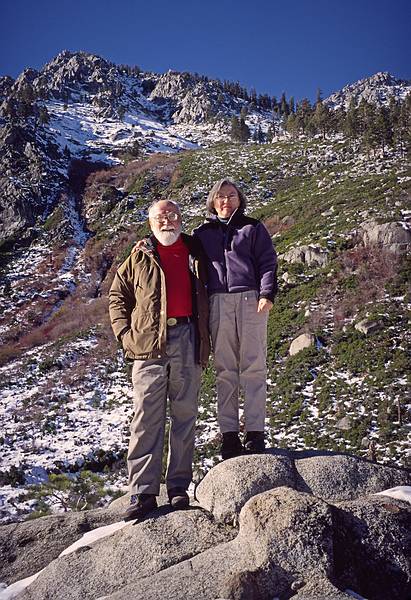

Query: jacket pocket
left=125, top=311, right=160, bottom=356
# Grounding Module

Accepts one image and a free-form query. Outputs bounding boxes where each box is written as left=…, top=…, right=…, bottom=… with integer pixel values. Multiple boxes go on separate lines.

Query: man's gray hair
left=205, top=178, right=247, bottom=215
left=148, top=199, right=181, bottom=219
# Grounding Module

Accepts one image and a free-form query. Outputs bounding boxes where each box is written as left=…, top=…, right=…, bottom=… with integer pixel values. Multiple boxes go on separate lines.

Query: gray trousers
left=128, top=323, right=201, bottom=496
left=209, top=291, right=268, bottom=433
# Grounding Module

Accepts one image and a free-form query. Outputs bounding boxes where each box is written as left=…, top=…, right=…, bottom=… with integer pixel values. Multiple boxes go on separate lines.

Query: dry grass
left=0, top=228, right=137, bottom=366
left=263, top=214, right=295, bottom=236
left=84, top=153, right=179, bottom=197
left=0, top=155, right=181, bottom=366
left=305, top=244, right=401, bottom=333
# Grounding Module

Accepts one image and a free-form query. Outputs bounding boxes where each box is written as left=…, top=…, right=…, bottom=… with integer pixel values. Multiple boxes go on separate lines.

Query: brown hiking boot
left=123, top=494, right=157, bottom=521
left=168, top=487, right=190, bottom=509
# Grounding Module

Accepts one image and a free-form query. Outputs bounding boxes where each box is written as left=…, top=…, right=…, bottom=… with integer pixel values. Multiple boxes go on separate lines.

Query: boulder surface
left=0, top=451, right=410, bottom=600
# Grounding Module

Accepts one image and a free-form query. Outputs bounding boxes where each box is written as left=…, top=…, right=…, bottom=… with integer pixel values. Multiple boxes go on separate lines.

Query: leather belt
left=167, top=316, right=192, bottom=327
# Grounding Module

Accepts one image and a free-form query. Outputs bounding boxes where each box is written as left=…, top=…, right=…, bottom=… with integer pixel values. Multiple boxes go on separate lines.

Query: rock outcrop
left=357, top=219, right=411, bottom=255
left=0, top=123, right=63, bottom=247
left=280, top=244, right=330, bottom=267
left=149, top=70, right=240, bottom=124
left=1, top=451, right=410, bottom=600
left=289, top=333, right=316, bottom=356
left=354, top=319, right=381, bottom=335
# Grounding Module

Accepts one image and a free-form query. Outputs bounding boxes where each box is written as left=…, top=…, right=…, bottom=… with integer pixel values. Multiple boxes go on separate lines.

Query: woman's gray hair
left=206, top=178, right=247, bottom=215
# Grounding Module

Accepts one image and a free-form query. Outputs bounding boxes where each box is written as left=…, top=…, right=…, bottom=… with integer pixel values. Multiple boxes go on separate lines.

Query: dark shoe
left=221, top=431, right=243, bottom=460
left=124, top=494, right=157, bottom=521
left=168, top=487, right=189, bottom=509
left=244, top=431, right=265, bottom=453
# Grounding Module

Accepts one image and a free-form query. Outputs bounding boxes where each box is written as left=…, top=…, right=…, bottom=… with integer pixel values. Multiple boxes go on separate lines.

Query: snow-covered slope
left=0, top=50, right=275, bottom=247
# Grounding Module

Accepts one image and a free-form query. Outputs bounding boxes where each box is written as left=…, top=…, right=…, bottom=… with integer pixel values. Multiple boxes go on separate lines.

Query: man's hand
left=257, top=298, right=273, bottom=313
left=131, top=239, right=146, bottom=254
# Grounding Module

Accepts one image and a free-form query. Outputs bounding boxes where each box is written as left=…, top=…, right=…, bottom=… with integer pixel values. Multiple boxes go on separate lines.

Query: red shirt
left=157, top=237, right=192, bottom=317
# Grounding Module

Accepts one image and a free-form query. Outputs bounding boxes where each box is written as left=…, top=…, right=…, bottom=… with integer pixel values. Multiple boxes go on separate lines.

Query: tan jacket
left=109, top=233, right=210, bottom=367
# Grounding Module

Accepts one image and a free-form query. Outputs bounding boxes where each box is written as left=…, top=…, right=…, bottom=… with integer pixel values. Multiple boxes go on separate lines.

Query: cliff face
left=1, top=452, right=410, bottom=600
left=0, top=122, right=64, bottom=248
left=149, top=70, right=243, bottom=124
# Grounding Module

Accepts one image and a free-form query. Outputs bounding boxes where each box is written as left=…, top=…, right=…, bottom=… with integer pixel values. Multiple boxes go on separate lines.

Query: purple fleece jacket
left=193, top=210, right=278, bottom=302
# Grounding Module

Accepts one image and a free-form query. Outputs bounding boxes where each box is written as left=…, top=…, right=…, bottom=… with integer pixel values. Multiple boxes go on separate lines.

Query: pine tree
left=280, top=92, right=289, bottom=116
left=239, top=117, right=250, bottom=142
left=285, top=113, right=299, bottom=138
left=343, top=99, right=361, bottom=148
left=388, top=96, right=400, bottom=130
left=267, top=124, right=274, bottom=142
left=312, top=101, right=331, bottom=139
left=295, top=98, right=312, bottom=135
left=359, top=101, right=378, bottom=157
left=396, top=93, right=411, bottom=156
left=38, top=106, right=50, bottom=126
left=252, top=124, right=264, bottom=143
left=230, top=115, right=241, bottom=141
left=374, top=106, right=393, bottom=153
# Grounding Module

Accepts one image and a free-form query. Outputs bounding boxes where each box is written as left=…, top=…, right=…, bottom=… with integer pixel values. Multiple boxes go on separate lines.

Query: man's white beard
left=154, top=226, right=181, bottom=246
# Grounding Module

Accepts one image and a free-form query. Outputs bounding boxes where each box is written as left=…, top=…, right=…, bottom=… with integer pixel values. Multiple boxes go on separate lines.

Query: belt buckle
left=167, top=317, right=177, bottom=326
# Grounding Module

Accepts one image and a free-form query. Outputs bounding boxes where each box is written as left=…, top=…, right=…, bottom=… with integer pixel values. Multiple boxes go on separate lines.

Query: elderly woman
left=193, top=178, right=277, bottom=460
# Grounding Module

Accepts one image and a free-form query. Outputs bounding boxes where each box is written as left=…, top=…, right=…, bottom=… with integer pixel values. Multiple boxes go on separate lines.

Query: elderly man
left=109, top=200, right=209, bottom=520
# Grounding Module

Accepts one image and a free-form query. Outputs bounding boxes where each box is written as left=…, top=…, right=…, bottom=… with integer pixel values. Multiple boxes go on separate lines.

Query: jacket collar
left=146, top=233, right=199, bottom=256
left=205, top=208, right=243, bottom=227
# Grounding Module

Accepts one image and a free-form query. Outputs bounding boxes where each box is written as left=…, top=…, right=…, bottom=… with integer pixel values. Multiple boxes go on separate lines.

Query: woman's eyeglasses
left=216, top=193, right=238, bottom=201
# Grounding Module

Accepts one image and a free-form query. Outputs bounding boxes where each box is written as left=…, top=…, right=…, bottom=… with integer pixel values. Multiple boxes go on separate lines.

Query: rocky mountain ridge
left=0, top=50, right=270, bottom=248
left=1, top=51, right=410, bottom=249
left=324, top=71, right=411, bottom=110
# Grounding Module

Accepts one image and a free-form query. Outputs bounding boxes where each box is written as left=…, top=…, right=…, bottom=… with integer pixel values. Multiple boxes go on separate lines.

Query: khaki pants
left=209, top=291, right=268, bottom=433
left=128, top=323, right=201, bottom=496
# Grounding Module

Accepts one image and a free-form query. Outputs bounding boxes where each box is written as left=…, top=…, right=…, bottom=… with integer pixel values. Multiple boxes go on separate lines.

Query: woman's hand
left=257, top=298, right=273, bottom=313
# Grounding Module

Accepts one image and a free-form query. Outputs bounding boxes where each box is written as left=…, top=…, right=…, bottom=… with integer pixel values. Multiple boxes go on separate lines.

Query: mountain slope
left=0, top=51, right=274, bottom=248
left=0, top=134, right=409, bottom=522
left=0, top=53, right=410, bottom=521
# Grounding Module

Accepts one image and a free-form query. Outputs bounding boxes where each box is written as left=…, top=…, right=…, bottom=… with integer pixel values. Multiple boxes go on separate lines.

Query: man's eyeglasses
left=151, top=211, right=180, bottom=223
left=216, top=193, right=238, bottom=201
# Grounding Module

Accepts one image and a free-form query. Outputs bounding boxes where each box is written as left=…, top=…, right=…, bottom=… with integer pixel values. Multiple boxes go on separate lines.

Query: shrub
left=20, top=470, right=114, bottom=513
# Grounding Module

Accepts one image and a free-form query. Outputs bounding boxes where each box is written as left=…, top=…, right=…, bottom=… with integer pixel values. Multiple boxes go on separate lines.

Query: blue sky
left=1, top=0, right=410, bottom=102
